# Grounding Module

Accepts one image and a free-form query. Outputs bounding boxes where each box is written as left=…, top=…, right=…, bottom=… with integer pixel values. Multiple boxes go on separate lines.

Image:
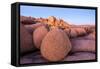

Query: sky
left=20, top=5, right=96, bottom=25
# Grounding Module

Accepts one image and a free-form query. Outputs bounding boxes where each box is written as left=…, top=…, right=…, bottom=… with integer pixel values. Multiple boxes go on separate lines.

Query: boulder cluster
left=20, top=16, right=96, bottom=64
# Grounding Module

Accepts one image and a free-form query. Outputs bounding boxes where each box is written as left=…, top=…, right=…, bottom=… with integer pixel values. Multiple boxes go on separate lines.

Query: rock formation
left=20, top=16, right=94, bottom=38
left=20, top=16, right=96, bottom=63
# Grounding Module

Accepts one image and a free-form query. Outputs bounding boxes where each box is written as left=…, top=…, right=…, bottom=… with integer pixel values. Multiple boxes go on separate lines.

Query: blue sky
left=20, top=5, right=95, bottom=25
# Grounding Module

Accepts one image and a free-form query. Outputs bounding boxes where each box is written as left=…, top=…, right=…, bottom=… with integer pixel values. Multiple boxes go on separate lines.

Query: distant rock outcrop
left=20, top=16, right=70, bottom=29
left=20, top=16, right=95, bottom=38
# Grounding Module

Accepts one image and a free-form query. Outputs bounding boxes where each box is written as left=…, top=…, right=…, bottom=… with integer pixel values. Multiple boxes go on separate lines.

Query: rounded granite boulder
left=40, top=28, right=72, bottom=61
left=33, top=26, right=49, bottom=49
left=20, top=23, right=36, bottom=54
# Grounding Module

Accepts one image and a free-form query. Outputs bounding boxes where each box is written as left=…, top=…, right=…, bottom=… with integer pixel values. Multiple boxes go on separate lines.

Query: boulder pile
left=20, top=16, right=96, bottom=64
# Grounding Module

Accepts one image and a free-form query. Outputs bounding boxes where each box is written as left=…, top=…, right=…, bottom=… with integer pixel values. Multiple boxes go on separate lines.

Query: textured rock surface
left=33, top=26, right=48, bottom=49
left=20, top=51, right=48, bottom=64
left=41, top=29, right=72, bottom=61
left=70, top=35, right=95, bottom=52
left=20, top=51, right=95, bottom=64
left=63, top=52, right=95, bottom=61
left=20, top=23, right=36, bottom=54
left=20, top=16, right=36, bottom=24
left=24, top=23, right=46, bottom=34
